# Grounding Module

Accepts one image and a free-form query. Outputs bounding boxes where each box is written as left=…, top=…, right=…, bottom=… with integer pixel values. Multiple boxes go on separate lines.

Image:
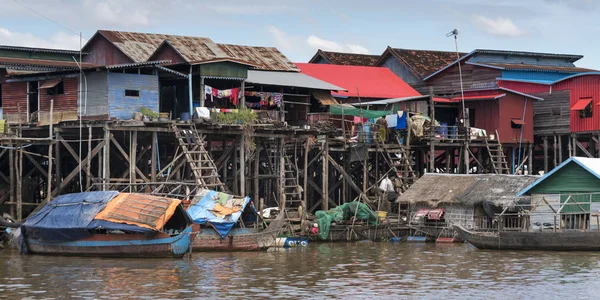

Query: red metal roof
left=571, top=98, right=592, bottom=110
left=295, top=63, right=421, bottom=99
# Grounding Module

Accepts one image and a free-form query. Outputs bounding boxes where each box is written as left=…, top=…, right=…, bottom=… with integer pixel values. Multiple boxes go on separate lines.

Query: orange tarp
left=94, top=193, right=181, bottom=231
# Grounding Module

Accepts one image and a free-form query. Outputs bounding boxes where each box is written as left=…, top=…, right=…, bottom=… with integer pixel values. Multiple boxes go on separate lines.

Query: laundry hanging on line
left=244, top=91, right=283, bottom=107
left=204, top=85, right=241, bottom=105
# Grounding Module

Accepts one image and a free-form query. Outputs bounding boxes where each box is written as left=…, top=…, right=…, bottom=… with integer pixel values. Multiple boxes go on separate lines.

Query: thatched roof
left=397, top=173, right=539, bottom=207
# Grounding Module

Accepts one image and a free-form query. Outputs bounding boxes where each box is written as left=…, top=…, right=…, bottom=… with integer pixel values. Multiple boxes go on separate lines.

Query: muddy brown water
left=0, top=242, right=599, bottom=299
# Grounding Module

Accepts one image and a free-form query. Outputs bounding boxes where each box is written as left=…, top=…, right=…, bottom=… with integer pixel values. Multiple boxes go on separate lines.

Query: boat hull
left=21, top=226, right=194, bottom=258
left=192, top=227, right=278, bottom=252
left=454, top=225, right=600, bottom=251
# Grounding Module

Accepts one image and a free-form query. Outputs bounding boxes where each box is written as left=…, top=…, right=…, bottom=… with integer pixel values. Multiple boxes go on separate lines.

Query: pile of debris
left=312, top=121, right=337, bottom=133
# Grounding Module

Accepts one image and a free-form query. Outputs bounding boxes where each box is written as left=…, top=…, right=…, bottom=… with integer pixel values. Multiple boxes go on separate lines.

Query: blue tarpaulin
left=22, top=191, right=153, bottom=242
left=186, top=190, right=250, bottom=238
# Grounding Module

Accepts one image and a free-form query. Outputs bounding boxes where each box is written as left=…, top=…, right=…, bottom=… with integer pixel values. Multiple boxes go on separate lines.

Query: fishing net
left=314, top=201, right=378, bottom=240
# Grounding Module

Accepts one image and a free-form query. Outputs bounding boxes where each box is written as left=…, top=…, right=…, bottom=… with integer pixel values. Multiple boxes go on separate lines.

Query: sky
left=1, top=0, right=599, bottom=68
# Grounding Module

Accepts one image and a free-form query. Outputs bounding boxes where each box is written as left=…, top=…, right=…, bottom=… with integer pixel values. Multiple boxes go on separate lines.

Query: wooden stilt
left=558, top=135, right=563, bottom=164
left=254, top=145, right=260, bottom=211
left=233, top=139, right=238, bottom=195
left=553, top=134, right=558, bottom=168
left=130, top=131, right=137, bottom=191
left=9, top=148, right=15, bottom=217
left=302, top=141, right=309, bottom=219
left=543, top=136, right=548, bottom=174
left=279, top=137, right=286, bottom=209
left=47, top=100, right=54, bottom=201
left=528, top=143, right=533, bottom=175
left=55, top=131, right=62, bottom=192
left=16, top=145, right=22, bottom=221
left=322, top=140, right=329, bottom=211
left=103, top=126, right=110, bottom=191
left=151, top=131, right=157, bottom=182
left=240, top=133, right=246, bottom=196
left=86, top=126, right=92, bottom=190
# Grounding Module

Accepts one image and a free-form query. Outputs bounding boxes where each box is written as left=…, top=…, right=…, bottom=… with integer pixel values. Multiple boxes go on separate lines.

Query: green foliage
left=140, top=107, right=159, bottom=119
left=216, top=108, right=257, bottom=125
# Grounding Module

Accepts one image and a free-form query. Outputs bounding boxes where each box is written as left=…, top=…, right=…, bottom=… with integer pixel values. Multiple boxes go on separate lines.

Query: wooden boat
left=191, top=213, right=285, bottom=251
left=454, top=224, right=600, bottom=251
left=187, top=189, right=285, bottom=252
left=11, top=191, right=196, bottom=258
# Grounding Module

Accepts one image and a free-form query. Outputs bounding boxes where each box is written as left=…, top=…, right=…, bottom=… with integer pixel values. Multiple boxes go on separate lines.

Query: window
left=552, top=107, right=561, bottom=116
left=125, top=90, right=140, bottom=97
left=580, top=101, right=593, bottom=119
left=46, top=81, right=64, bottom=95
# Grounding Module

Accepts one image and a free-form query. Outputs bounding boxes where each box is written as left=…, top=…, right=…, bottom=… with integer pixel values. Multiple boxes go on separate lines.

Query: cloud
left=472, top=15, right=527, bottom=38
left=0, top=27, right=84, bottom=50
left=209, top=3, right=295, bottom=15
left=306, top=36, right=369, bottom=54
left=82, top=0, right=150, bottom=27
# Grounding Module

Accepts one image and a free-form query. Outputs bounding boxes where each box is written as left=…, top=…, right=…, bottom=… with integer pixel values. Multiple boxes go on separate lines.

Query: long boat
left=453, top=224, right=600, bottom=251
left=186, top=189, right=285, bottom=251
left=9, top=191, right=196, bottom=258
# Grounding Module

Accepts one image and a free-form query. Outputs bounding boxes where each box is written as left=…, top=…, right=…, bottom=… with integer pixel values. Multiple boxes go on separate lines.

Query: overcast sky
left=1, top=0, right=599, bottom=68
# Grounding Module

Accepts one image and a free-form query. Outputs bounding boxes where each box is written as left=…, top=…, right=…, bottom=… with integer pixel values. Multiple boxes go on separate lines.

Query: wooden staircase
left=485, top=131, right=510, bottom=174
left=172, top=123, right=226, bottom=191
left=374, top=137, right=417, bottom=192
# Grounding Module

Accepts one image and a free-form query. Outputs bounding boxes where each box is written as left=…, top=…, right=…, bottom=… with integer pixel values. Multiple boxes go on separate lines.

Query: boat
left=9, top=191, right=196, bottom=258
left=454, top=224, right=600, bottom=251
left=186, top=189, right=285, bottom=251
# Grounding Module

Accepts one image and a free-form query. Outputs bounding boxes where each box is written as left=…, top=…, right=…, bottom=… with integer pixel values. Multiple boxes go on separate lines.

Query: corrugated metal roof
left=309, top=50, right=380, bottom=66
left=0, top=45, right=86, bottom=55
left=387, top=47, right=466, bottom=79
left=95, top=30, right=298, bottom=71
left=246, top=70, right=344, bottom=91
left=296, top=63, right=422, bottom=99
left=517, top=157, right=600, bottom=196
left=471, top=62, right=595, bottom=73
left=353, top=95, right=430, bottom=106
left=0, top=57, right=98, bottom=69
left=475, top=49, right=583, bottom=62
left=105, top=60, right=171, bottom=69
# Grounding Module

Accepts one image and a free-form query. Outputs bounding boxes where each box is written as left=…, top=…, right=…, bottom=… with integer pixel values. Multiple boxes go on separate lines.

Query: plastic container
left=180, top=112, right=190, bottom=121
left=376, top=210, right=387, bottom=222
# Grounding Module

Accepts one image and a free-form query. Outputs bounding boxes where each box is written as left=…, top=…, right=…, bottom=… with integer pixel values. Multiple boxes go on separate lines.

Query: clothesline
left=204, top=85, right=240, bottom=105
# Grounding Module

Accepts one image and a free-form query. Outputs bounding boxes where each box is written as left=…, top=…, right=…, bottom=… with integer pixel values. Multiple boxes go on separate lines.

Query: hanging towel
left=230, top=88, right=240, bottom=105
left=386, top=114, right=397, bottom=128
left=396, top=111, right=407, bottom=130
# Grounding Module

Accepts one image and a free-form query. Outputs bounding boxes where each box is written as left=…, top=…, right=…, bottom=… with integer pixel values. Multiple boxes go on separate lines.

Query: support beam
left=553, top=134, right=558, bottom=168
left=103, top=126, right=110, bottom=190
left=575, top=139, right=593, bottom=158
left=253, top=146, right=260, bottom=212
left=86, top=126, right=92, bottom=190
left=110, top=135, right=148, bottom=182
left=279, top=138, right=286, bottom=209
left=302, top=141, right=309, bottom=220
left=47, top=100, right=54, bottom=201
left=9, top=149, right=15, bottom=217
left=52, top=141, right=105, bottom=196
left=558, top=135, right=563, bottom=164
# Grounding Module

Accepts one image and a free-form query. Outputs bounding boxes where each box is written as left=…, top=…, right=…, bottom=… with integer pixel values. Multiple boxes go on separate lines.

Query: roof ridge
left=391, top=47, right=466, bottom=54
left=98, top=29, right=212, bottom=41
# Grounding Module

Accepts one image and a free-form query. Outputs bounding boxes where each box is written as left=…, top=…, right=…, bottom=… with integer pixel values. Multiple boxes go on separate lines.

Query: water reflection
left=1, top=243, right=600, bottom=299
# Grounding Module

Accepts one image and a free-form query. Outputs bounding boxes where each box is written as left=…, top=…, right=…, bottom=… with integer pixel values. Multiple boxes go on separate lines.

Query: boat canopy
left=186, top=189, right=250, bottom=238
left=22, top=191, right=181, bottom=242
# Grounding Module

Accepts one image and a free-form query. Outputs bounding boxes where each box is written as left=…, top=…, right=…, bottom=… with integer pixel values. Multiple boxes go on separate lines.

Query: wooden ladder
left=283, top=155, right=303, bottom=209
left=374, top=137, right=417, bottom=191
left=171, top=123, right=226, bottom=191
left=485, top=130, right=510, bottom=174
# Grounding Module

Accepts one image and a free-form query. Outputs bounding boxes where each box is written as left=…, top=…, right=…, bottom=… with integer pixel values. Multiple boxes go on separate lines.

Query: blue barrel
left=438, top=122, right=448, bottom=138
left=180, top=112, right=190, bottom=121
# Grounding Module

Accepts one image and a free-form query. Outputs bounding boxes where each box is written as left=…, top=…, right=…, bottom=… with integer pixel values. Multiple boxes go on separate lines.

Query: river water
left=1, top=242, right=598, bottom=299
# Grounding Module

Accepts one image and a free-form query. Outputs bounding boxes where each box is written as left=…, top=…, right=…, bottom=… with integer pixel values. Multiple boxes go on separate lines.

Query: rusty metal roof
left=309, top=50, right=380, bottom=66
left=95, top=30, right=298, bottom=71
left=0, top=57, right=98, bottom=69
left=0, top=45, right=86, bottom=55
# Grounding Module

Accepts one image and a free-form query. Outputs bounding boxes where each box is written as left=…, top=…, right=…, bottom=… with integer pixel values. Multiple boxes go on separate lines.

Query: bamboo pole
left=279, top=137, right=286, bottom=210
left=322, top=140, right=329, bottom=211
left=86, top=125, right=92, bottom=190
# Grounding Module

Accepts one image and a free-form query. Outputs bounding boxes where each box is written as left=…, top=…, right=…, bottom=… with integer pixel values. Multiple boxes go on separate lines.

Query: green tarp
left=329, top=105, right=391, bottom=119
left=314, top=201, right=378, bottom=240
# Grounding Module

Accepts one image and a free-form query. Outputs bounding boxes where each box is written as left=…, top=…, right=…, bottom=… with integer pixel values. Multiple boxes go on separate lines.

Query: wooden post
left=553, top=134, right=557, bottom=168
left=543, top=136, right=548, bottom=174
left=130, top=131, right=137, bottom=191
left=47, top=100, right=54, bottom=201
left=240, top=80, right=246, bottom=108
left=429, top=86, right=435, bottom=172
left=279, top=137, right=286, bottom=210
left=445, top=150, right=451, bottom=173
left=464, top=142, right=469, bottom=174
left=55, top=131, right=61, bottom=193
left=240, top=133, right=246, bottom=196
left=528, top=143, right=533, bottom=175
left=9, top=148, right=15, bottom=217
left=254, top=145, right=260, bottom=210
left=568, top=134, right=572, bottom=158
left=233, top=139, right=239, bottom=195
left=558, top=135, right=563, bottom=164
left=16, top=145, right=22, bottom=221
left=103, top=126, right=110, bottom=190
left=151, top=131, right=157, bottom=182
left=572, top=134, right=577, bottom=157
left=86, top=125, right=92, bottom=190
left=200, top=76, right=205, bottom=108
left=322, top=140, right=329, bottom=211
left=303, top=140, right=309, bottom=218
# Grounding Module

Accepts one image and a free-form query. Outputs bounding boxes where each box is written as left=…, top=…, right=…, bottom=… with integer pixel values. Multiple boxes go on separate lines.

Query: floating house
left=517, top=157, right=600, bottom=230
left=398, top=173, right=539, bottom=230
left=309, top=49, right=380, bottom=66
